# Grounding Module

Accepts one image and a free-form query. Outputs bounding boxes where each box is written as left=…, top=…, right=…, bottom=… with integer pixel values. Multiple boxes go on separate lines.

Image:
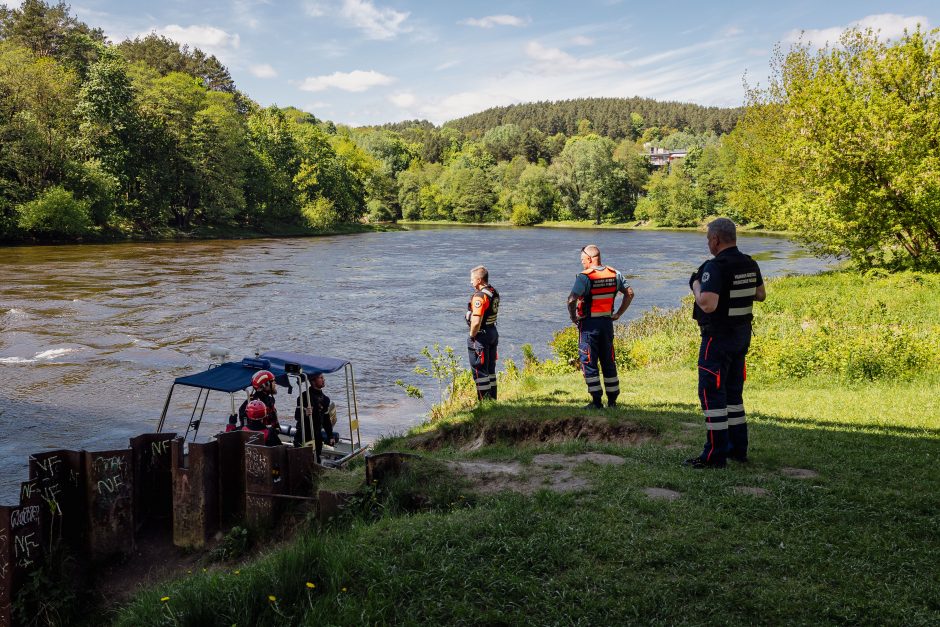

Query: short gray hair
left=581, top=244, right=601, bottom=261
left=471, top=265, right=488, bottom=283
left=707, top=218, right=737, bottom=244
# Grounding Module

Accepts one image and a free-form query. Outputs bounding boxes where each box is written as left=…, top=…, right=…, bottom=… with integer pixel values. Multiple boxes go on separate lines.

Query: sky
left=5, top=0, right=937, bottom=125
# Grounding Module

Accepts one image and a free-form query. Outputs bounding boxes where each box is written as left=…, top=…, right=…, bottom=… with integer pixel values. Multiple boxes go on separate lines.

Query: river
left=0, top=226, right=832, bottom=501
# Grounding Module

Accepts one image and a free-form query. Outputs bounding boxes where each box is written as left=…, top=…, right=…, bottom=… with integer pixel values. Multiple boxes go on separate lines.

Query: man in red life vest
left=466, top=265, right=500, bottom=400
left=567, top=245, right=634, bottom=409
left=235, top=369, right=282, bottom=445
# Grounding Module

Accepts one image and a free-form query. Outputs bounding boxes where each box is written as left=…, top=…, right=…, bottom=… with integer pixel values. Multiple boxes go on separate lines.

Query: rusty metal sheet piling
left=172, top=439, right=220, bottom=549
left=244, top=445, right=287, bottom=529
left=84, top=450, right=134, bottom=561
left=0, top=508, right=10, bottom=627
left=130, top=433, right=176, bottom=532
left=0, top=487, right=44, bottom=627
left=217, top=430, right=264, bottom=526
left=286, top=446, right=318, bottom=497
left=28, top=450, right=85, bottom=553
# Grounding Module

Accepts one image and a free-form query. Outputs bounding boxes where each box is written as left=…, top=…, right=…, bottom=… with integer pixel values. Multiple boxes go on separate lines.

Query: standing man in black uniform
left=567, top=245, right=634, bottom=409
left=295, top=372, right=335, bottom=461
left=467, top=265, right=500, bottom=400
left=685, top=218, right=766, bottom=469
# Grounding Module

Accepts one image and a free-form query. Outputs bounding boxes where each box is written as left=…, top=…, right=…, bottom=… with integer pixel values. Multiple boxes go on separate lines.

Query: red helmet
left=251, top=370, right=276, bottom=390
left=245, top=399, right=267, bottom=420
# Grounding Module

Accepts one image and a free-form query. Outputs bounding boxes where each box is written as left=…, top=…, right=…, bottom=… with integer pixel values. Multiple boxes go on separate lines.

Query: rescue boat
left=156, top=350, right=367, bottom=467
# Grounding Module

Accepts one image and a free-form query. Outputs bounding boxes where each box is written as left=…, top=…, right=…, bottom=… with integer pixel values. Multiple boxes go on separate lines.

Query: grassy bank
left=112, top=271, right=940, bottom=626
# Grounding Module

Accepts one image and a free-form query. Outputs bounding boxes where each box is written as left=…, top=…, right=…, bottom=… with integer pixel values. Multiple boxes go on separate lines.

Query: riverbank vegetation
left=111, top=270, right=940, bottom=625
left=4, top=3, right=938, bottom=267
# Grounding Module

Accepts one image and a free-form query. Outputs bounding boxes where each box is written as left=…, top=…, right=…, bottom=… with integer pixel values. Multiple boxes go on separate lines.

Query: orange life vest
left=577, top=266, right=619, bottom=318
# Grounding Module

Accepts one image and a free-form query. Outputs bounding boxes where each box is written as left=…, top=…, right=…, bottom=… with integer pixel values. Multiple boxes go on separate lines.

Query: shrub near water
left=549, top=271, right=940, bottom=382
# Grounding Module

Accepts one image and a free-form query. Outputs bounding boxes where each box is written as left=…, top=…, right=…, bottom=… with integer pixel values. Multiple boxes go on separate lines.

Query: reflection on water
left=0, top=226, right=833, bottom=500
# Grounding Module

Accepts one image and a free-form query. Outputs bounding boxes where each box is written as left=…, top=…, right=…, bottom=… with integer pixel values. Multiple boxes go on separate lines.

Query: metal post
left=189, top=388, right=211, bottom=441
left=183, top=388, right=205, bottom=440
left=349, top=364, right=362, bottom=446
left=344, top=364, right=353, bottom=446
left=156, top=384, right=176, bottom=433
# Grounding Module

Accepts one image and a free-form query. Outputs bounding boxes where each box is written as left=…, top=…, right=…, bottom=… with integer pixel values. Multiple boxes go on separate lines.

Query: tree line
left=1, top=1, right=937, bottom=268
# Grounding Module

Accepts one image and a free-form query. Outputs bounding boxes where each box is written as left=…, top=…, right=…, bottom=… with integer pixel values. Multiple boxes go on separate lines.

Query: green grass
left=112, top=272, right=940, bottom=626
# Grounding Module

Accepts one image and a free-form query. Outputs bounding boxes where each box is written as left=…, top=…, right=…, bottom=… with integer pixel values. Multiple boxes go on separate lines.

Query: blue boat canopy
left=172, top=351, right=350, bottom=394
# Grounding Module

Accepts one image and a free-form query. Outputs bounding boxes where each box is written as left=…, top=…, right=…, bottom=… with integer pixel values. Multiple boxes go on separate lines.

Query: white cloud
left=435, top=60, right=460, bottom=71
left=628, top=39, right=725, bottom=68
left=0, top=1, right=23, bottom=8
left=723, top=26, right=743, bottom=37
left=249, top=63, right=278, bottom=78
left=570, top=35, right=594, bottom=46
left=299, top=69, right=395, bottom=92
left=304, top=1, right=328, bottom=17
left=234, top=0, right=272, bottom=29
left=389, top=91, right=416, bottom=107
left=399, top=35, right=748, bottom=124
left=525, top=41, right=626, bottom=73
left=785, top=13, right=930, bottom=47
left=460, top=14, right=527, bottom=28
left=147, top=24, right=241, bottom=59
left=338, top=0, right=410, bottom=40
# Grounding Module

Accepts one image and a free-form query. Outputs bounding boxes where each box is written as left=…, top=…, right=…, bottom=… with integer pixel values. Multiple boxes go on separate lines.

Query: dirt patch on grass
left=781, top=467, right=819, bottom=479
left=644, top=487, right=681, bottom=501
left=409, top=416, right=656, bottom=452
left=448, top=452, right=626, bottom=495
left=733, top=486, right=771, bottom=497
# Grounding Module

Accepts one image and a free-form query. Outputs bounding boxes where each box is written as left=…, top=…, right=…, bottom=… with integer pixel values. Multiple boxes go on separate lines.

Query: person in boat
left=466, top=265, right=500, bottom=400
left=235, top=369, right=283, bottom=445
left=240, top=399, right=282, bottom=446
left=294, top=372, right=337, bottom=460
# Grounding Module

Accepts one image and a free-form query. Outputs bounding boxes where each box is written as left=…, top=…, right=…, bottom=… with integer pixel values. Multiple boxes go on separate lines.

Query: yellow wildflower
left=160, top=596, right=170, bottom=602
left=268, top=595, right=276, bottom=602
left=306, top=582, right=316, bottom=589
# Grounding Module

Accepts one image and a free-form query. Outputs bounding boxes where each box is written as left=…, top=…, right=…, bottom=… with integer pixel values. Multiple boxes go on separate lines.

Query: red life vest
left=467, top=286, right=500, bottom=330
left=577, top=266, right=619, bottom=318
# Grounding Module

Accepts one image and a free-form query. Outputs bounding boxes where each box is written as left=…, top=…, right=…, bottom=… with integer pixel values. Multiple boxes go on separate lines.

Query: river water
left=0, top=226, right=831, bottom=501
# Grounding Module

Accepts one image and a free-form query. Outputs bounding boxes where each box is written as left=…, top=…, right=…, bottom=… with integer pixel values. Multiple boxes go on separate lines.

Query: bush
left=301, top=197, right=339, bottom=230
left=65, top=159, right=119, bottom=226
left=367, top=199, right=395, bottom=222
left=17, top=186, right=91, bottom=237
left=510, top=203, right=541, bottom=226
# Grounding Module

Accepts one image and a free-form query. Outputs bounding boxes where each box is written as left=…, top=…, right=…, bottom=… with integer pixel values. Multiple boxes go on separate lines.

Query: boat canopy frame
left=156, top=351, right=365, bottom=467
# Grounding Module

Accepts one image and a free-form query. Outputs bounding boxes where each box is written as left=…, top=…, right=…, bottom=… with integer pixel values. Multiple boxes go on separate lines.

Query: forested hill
left=444, top=97, right=742, bottom=139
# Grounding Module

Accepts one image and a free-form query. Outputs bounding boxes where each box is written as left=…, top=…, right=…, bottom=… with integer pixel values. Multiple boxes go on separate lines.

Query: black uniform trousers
left=578, top=317, right=619, bottom=406
left=469, top=327, right=498, bottom=400
left=697, top=324, right=751, bottom=463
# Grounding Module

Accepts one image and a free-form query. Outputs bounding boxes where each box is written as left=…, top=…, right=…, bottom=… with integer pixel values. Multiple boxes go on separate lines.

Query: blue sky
left=6, top=0, right=937, bottom=125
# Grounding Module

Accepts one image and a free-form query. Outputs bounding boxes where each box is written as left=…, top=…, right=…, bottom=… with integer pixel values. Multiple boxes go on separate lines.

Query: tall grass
left=548, top=271, right=940, bottom=382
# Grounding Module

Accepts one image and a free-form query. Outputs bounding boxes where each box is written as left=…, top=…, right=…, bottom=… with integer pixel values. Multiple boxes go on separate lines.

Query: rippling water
left=0, top=226, right=832, bottom=500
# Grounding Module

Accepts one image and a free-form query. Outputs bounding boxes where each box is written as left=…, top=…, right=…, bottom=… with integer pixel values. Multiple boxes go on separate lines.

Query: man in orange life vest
left=567, top=245, right=634, bottom=408
left=685, top=218, right=766, bottom=469
left=466, top=265, right=500, bottom=400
